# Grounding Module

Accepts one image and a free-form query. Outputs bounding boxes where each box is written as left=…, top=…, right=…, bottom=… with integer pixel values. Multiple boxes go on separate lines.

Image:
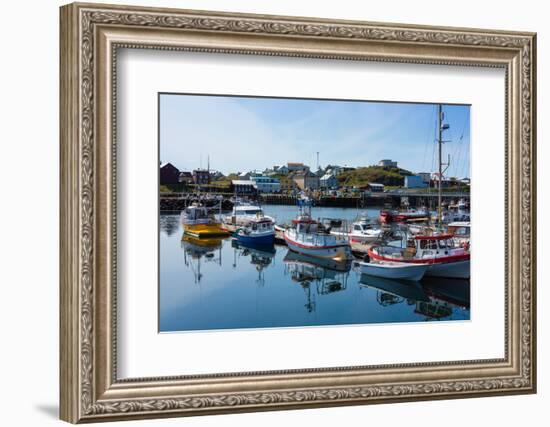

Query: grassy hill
left=337, top=166, right=413, bottom=187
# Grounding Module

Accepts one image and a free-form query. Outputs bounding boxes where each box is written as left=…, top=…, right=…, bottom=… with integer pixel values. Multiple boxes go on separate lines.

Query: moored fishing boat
left=223, top=200, right=274, bottom=226
left=367, top=234, right=470, bottom=279
left=435, top=209, right=470, bottom=224
left=379, top=208, right=429, bottom=223
left=330, top=213, right=383, bottom=243
left=283, top=198, right=352, bottom=261
left=232, top=217, right=275, bottom=245
left=180, top=203, right=229, bottom=238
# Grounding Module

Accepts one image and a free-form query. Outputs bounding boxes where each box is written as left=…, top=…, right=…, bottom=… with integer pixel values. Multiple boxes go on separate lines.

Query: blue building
left=320, top=173, right=338, bottom=189
left=405, top=175, right=428, bottom=188
left=250, top=175, right=281, bottom=193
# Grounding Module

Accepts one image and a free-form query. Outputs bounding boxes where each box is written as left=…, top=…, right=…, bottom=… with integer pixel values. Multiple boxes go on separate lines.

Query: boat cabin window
left=239, top=209, right=262, bottom=215
left=354, top=225, right=362, bottom=231
left=419, top=240, right=438, bottom=250
left=454, top=227, right=469, bottom=236
left=439, top=239, right=455, bottom=248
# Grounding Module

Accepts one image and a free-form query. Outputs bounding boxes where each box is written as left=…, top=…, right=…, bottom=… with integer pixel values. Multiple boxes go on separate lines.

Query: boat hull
left=284, top=235, right=351, bottom=261
left=331, top=231, right=381, bottom=244
left=360, top=262, right=428, bottom=281
left=233, top=232, right=274, bottom=245
left=183, top=223, right=229, bottom=238
left=379, top=211, right=428, bottom=223
left=425, top=260, right=470, bottom=279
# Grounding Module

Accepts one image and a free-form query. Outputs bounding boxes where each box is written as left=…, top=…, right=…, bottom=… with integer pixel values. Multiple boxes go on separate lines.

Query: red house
left=160, top=162, right=180, bottom=185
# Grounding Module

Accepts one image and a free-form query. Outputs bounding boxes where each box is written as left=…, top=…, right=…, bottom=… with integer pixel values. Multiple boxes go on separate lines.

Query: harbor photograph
left=159, top=93, right=471, bottom=332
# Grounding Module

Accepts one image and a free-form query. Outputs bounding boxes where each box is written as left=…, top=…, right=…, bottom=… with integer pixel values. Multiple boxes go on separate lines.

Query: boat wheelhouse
left=224, top=201, right=274, bottom=226
left=367, top=233, right=470, bottom=279
left=447, top=221, right=471, bottom=246
left=439, top=209, right=470, bottom=223
left=330, top=213, right=383, bottom=243
left=180, top=204, right=228, bottom=238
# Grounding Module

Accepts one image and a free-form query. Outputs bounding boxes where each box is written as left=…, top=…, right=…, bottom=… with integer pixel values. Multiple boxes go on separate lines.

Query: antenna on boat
left=437, top=105, right=451, bottom=227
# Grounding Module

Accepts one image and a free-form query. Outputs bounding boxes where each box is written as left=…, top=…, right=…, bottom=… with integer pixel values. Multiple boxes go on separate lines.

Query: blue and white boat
left=233, top=217, right=275, bottom=245
left=224, top=201, right=274, bottom=226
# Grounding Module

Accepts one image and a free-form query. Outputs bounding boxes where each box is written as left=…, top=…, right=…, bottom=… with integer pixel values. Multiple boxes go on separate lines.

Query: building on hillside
left=272, top=165, right=290, bottom=175
left=280, top=178, right=297, bottom=192
left=210, top=170, right=224, bottom=180
left=237, top=171, right=251, bottom=180
left=320, top=173, right=338, bottom=189
left=405, top=175, right=428, bottom=189
left=287, top=162, right=309, bottom=173
left=178, top=171, right=193, bottom=184
left=325, top=165, right=345, bottom=176
left=230, top=180, right=258, bottom=197
left=160, top=162, right=180, bottom=185
left=293, top=170, right=320, bottom=190
left=192, top=169, right=210, bottom=185
left=379, top=159, right=398, bottom=168
left=250, top=175, right=281, bottom=193
left=430, top=172, right=452, bottom=188
left=417, top=172, right=431, bottom=184
left=313, top=167, right=325, bottom=177
left=366, top=182, right=385, bottom=192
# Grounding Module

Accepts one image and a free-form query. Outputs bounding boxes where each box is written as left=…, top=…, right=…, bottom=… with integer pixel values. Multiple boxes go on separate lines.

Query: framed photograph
left=60, top=2, right=537, bottom=423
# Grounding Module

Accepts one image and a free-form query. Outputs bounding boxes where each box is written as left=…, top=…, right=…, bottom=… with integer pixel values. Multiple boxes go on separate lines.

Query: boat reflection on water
left=415, top=277, right=470, bottom=321
left=359, top=274, right=429, bottom=307
left=180, top=234, right=224, bottom=283
left=358, top=273, right=469, bottom=321
left=160, top=213, right=181, bottom=237
left=231, top=239, right=275, bottom=286
left=283, top=250, right=351, bottom=313
left=421, top=277, right=470, bottom=310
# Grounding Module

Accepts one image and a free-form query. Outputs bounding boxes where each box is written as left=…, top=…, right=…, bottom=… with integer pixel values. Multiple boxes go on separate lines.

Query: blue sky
left=160, top=94, right=470, bottom=178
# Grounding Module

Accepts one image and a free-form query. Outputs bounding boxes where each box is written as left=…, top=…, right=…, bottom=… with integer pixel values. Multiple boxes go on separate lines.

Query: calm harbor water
left=159, top=205, right=470, bottom=332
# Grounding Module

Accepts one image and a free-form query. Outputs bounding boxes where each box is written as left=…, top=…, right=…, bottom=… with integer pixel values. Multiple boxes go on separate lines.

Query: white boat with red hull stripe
left=284, top=228, right=351, bottom=261
left=367, top=233, right=470, bottom=279
left=284, top=196, right=352, bottom=261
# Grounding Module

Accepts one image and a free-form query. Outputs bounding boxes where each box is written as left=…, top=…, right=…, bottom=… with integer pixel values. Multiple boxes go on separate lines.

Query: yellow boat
left=183, top=222, right=229, bottom=238
left=180, top=204, right=229, bottom=238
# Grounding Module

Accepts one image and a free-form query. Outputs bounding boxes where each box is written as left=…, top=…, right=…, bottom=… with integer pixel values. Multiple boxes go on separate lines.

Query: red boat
left=379, top=209, right=430, bottom=223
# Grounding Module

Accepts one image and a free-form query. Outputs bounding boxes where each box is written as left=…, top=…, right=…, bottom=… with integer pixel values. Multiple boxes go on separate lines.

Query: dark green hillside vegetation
left=337, top=166, right=413, bottom=187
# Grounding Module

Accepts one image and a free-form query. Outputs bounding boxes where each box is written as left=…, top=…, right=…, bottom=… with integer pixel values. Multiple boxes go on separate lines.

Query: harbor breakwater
left=160, top=193, right=468, bottom=211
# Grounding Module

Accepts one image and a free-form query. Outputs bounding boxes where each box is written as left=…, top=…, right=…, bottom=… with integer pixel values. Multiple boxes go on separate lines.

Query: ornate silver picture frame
left=60, top=2, right=536, bottom=423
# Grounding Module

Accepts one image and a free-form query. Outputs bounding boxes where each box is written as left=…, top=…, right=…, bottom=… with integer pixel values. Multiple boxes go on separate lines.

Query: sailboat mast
left=438, top=104, right=443, bottom=226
